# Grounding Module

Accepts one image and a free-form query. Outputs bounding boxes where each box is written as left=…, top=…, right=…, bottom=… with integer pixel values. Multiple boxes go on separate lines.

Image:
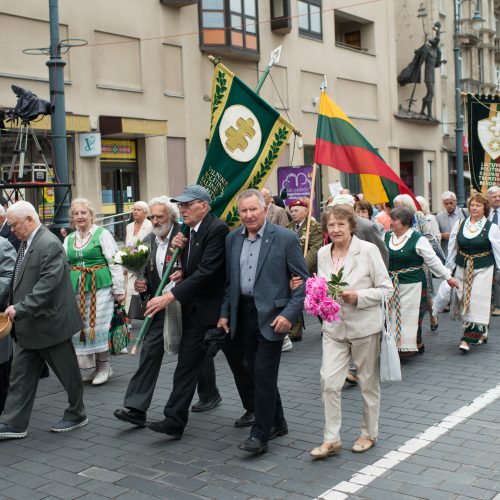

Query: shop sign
left=79, top=133, right=102, bottom=157
left=101, top=139, right=136, bottom=162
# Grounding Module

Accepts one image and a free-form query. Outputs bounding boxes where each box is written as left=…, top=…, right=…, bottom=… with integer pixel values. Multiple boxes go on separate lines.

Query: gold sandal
left=310, top=441, right=342, bottom=458
left=352, top=437, right=376, bottom=453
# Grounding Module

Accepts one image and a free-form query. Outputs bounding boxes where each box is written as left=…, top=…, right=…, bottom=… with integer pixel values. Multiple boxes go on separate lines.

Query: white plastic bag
left=162, top=281, right=182, bottom=354
left=380, top=292, right=402, bottom=383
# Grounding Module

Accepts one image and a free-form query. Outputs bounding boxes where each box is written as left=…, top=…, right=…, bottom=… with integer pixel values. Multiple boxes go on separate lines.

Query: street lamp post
left=453, top=0, right=484, bottom=207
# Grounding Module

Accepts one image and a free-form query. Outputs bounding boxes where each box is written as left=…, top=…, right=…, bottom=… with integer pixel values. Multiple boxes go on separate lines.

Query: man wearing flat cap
left=286, top=199, right=323, bottom=341
left=144, top=185, right=254, bottom=438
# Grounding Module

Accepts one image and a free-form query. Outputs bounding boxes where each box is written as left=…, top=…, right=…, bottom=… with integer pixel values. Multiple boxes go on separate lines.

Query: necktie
left=187, top=229, right=196, bottom=264
left=295, top=223, right=300, bottom=231
left=13, top=241, right=27, bottom=288
left=493, top=208, right=498, bottom=226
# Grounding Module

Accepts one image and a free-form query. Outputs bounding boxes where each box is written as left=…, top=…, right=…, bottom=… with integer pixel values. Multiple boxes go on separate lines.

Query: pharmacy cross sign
left=219, top=104, right=262, bottom=162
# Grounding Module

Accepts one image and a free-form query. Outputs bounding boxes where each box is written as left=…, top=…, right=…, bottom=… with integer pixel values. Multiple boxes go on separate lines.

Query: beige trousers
left=320, top=332, right=381, bottom=443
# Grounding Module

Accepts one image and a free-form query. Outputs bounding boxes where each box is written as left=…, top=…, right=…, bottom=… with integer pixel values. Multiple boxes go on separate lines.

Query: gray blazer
left=0, top=238, right=16, bottom=364
left=10, top=226, right=83, bottom=350
left=436, top=208, right=468, bottom=256
left=220, top=221, right=309, bottom=342
left=355, top=215, right=389, bottom=267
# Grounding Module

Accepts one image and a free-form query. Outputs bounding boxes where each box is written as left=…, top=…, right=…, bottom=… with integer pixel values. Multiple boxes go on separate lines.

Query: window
left=270, top=0, right=292, bottom=33
left=298, top=0, right=322, bottom=40
left=334, top=10, right=375, bottom=54
left=199, top=0, right=259, bottom=60
left=478, top=47, right=484, bottom=82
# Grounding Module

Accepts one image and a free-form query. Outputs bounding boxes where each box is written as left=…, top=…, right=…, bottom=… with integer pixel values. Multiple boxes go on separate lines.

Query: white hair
left=393, top=194, right=417, bottom=213
left=6, top=200, right=40, bottom=223
left=133, top=200, right=150, bottom=216
left=441, top=191, right=457, bottom=201
left=260, top=187, right=272, bottom=196
left=149, top=196, right=179, bottom=222
left=0, top=205, right=5, bottom=216
left=237, top=189, right=266, bottom=208
left=487, top=185, right=500, bottom=196
left=415, top=196, right=430, bottom=215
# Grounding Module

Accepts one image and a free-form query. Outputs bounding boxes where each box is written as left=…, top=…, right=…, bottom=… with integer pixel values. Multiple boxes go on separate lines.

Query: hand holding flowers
left=113, top=240, right=150, bottom=278
left=304, top=268, right=348, bottom=322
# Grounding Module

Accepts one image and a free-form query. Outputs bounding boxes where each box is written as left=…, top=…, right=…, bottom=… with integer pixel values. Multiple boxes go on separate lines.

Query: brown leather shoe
left=310, top=441, right=342, bottom=458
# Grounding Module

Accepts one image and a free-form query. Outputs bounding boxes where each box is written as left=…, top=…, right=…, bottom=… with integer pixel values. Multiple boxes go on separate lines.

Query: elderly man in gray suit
left=436, top=191, right=468, bottom=257
left=0, top=238, right=16, bottom=414
left=0, top=201, right=87, bottom=439
left=218, top=189, right=308, bottom=454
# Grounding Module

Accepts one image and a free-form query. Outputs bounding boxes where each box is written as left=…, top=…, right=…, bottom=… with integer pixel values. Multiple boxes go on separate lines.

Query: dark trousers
left=199, top=338, right=255, bottom=412
left=0, top=356, right=12, bottom=415
left=0, top=340, right=86, bottom=430
left=124, top=316, right=219, bottom=413
left=238, top=297, right=284, bottom=442
left=162, top=315, right=213, bottom=432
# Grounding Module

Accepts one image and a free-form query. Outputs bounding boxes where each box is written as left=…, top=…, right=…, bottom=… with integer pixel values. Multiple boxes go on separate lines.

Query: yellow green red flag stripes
left=314, top=91, right=418, bottom=206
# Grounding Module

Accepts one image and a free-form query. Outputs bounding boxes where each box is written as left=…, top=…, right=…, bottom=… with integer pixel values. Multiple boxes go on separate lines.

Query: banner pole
left=303, top=163, right=318, bottom=258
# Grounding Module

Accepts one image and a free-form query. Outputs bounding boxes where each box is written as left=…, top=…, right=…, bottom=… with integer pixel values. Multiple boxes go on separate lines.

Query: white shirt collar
left=25, top=224, right=42, bottom=250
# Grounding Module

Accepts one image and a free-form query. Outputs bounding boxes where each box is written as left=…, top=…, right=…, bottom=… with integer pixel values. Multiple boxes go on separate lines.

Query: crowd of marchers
left=0, top=184, right=499, bottom=458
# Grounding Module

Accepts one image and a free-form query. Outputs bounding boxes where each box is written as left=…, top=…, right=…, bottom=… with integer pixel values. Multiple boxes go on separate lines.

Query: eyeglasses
left=178, top=200, right=202, bottom=209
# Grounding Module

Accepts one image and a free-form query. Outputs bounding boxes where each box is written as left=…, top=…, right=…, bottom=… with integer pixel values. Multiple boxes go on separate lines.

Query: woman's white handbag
left=380, top=292, right=402, bottom=383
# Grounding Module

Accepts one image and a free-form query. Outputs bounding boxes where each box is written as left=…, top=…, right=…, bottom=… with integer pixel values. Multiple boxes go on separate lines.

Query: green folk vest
left=456, top=219, right=494, bottom=270
left=67, top=227, right=113, bottom=292
left=386, top=230, right=426, bottom=285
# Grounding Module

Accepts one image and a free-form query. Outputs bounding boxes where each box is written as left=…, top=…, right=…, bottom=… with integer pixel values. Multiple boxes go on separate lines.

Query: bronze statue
left=398, top=22, right=446, bottom=119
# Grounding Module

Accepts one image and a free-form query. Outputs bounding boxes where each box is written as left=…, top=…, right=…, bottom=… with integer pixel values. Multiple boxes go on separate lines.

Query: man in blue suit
left=218, top=189, right=308, bottom=454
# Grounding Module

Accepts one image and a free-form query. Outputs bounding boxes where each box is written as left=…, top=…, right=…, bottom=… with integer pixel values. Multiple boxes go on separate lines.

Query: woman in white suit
left=125, top=201, right=153, bottom=313
left=310, top=205, right=393, bottom=459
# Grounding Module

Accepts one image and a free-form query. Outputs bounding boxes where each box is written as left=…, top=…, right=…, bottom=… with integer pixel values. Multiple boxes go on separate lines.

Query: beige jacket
left=317, top=236, right=393, bottom=341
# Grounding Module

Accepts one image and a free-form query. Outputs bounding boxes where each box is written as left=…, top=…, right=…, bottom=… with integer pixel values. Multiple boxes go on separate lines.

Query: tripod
left=8, top=120, right=51, bottom=180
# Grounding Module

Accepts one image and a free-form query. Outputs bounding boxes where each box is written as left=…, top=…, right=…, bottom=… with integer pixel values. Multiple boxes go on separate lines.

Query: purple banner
left=277, top=165, right=318, bottom=219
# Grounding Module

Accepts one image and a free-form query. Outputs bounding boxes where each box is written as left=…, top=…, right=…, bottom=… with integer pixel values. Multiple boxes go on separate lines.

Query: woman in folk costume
left=64, top=198, right=125, bottom=385
left=124, top=201, right=152, bottom=314
left=386, top=208, right=458, bottom=355
left=446, top=192, right=500, bottom=354
left=393, top=194, right=444, bottom=332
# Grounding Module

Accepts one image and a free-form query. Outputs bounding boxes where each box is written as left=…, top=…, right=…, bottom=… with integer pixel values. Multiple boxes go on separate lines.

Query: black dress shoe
left=114, top=408, right=146, bottom=427
left=145, top=419, right=183, bottom=439
left=238, top=436, right=268, bottom=453
left=234, top=410, right=255, bottom=428
left=269, top=420, right=288, bottom=440
left=191, top=395, right=222, bottom=412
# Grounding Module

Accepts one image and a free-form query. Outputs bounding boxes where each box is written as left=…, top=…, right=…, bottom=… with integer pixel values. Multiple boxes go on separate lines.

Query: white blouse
left=64, top=224, right=125, bottom=295
left=446, top=217, right=500, bottom=271
left=389, top=228, right=451, bottom=280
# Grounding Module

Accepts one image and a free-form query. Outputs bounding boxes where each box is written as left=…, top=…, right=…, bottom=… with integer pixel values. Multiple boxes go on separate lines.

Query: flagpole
left=255, top=46, right=282, bottom=95
left=303, top=76, right=327, bottom=258
left=303, top=163, right=318, bottom=258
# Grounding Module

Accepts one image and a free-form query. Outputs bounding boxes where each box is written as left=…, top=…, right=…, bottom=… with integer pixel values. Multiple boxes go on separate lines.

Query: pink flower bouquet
left=304, top=274, right=341, bottom=323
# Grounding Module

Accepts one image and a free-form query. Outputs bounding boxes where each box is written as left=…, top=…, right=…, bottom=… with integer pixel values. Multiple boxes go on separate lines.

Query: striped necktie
left=13, top=241, right=27, bottom=288
left=493, top=208, right=498, bottom=226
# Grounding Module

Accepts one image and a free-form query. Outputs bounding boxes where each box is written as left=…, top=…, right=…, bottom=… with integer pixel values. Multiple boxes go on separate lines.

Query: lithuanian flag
left=314, top=91, right=418, bottom=207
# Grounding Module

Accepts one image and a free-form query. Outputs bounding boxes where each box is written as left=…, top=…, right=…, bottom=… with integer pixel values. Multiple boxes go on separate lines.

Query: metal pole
left=47, top=0, right=70, bottom=227
left=454, top=0, right=466, bottom=207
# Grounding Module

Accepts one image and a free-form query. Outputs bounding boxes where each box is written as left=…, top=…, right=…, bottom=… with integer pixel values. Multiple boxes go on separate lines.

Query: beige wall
left=2, top=0, right=494, bottom=213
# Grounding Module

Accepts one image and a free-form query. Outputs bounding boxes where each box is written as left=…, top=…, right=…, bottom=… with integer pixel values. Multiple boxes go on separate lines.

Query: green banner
left=197, top=63, right=294, bottom=228
left=467, top=94, right=500, bottom=192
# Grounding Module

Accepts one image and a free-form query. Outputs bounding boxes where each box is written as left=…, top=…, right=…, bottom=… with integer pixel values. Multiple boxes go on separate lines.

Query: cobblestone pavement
left=0, top=312, right=499, bottom=500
